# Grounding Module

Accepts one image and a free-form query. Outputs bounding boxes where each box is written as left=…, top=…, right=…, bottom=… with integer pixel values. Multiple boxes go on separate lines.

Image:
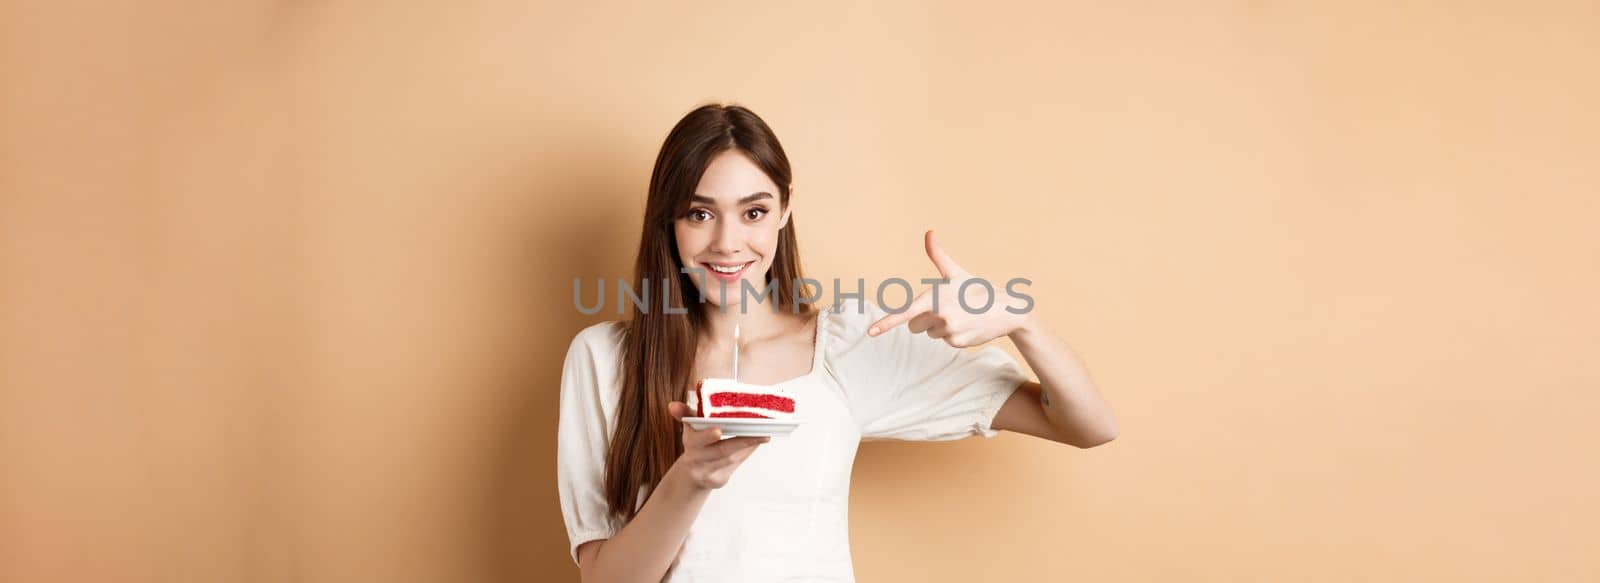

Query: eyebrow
left=690, top=192, right=773, bottom=205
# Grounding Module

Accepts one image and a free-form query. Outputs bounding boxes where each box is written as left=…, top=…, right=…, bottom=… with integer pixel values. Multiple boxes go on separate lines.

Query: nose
left=709, top=217, right=743, bottom=257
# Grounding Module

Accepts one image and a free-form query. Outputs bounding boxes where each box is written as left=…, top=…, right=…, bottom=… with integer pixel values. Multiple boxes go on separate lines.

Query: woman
left=557, top=103, right=1118, bottom=582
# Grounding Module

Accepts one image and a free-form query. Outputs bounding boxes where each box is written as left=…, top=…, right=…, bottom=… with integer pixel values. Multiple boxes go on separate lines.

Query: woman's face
left=675, top=150, right=791, bottom=310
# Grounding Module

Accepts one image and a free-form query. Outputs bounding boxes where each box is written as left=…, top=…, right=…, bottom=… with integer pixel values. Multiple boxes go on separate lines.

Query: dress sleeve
left=830, top=300, right=1030, bottom=442
left=556, top=322, right=625, bottom=564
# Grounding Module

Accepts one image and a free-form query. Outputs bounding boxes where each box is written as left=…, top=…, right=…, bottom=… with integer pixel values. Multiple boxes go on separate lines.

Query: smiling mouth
left=702, top=261, right=755, bottom=275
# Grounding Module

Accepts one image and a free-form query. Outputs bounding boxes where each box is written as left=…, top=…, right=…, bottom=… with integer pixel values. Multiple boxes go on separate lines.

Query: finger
left=675, top=403, right=726, bottom=446
left=686, top=425, right=723, bottom=447
left=907, top=311, right=940, bottom=334
left=925, top=230, right=966, bottom=279
left=724, top=441, right=765, bottom=464
left=714, top=435, right=770, bottom=457
left=868, top=291, right=934, bottom=337
left=924, top=322, right=950, bottom=339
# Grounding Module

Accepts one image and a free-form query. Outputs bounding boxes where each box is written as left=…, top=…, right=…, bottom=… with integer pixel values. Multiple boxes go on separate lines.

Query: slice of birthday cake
left=691, top=378, right=797, bottom=419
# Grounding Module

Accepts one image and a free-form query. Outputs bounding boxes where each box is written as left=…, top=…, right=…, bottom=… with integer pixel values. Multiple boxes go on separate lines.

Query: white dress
left=556, top=297, right=1028, bottom=582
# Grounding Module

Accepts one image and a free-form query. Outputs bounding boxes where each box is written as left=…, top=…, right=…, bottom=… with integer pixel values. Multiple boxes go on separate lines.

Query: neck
left=697, top=301, right=791, bottom=349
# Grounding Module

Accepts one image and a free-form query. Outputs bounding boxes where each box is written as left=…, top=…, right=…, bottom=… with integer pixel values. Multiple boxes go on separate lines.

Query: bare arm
left=576, top=402, right=768, bottom=583
left=993, top=318, right=1118, bottom=447
left=575, top=462, right=706, bottom=582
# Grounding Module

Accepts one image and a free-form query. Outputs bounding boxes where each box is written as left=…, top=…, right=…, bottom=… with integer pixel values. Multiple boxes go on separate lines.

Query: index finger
left=868, top=291, right=933, bottom=337
left=713, top=435, right=771, bottom=456
left=679, top=417, right=723, bottom=445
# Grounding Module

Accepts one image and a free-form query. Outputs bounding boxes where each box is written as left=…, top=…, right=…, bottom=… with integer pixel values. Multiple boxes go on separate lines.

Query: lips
left=701, top=261, right=754, bottom=280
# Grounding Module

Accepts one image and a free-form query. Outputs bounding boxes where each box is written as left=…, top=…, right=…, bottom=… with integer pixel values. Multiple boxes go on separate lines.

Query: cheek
left=752, top=226, right=781, bottom=255
left=673, top=224, right=699, bottom=256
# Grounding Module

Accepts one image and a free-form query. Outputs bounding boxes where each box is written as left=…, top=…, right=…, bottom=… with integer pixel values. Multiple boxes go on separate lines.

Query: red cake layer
left=709, top=411, right=773, bottom=419
left=709, top=392, right=795, bottom=413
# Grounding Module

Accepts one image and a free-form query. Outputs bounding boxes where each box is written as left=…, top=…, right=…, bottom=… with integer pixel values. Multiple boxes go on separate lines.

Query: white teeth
left=707, top=262, right=748, bottom=274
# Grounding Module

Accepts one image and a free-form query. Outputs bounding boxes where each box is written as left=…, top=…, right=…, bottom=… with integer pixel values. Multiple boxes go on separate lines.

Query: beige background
left=4, top=1, right=1598, bottom=581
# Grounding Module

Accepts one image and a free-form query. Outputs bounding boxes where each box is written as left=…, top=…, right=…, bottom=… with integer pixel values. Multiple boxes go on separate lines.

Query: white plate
left=681, top=417, right=802, bottom=438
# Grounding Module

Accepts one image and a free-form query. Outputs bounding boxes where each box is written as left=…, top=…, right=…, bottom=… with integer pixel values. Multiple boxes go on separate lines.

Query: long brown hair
left=604, top=103, right=814, bottom=523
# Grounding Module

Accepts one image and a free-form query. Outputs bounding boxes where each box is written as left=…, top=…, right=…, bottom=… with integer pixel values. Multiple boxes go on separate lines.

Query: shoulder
left=819, top=296, right=877, bottom=335
left=559, top=321, right=628, bottom=411
left=820, top=296, right=968, bottom=369
left=566, top=320, right=627, bottom=360
left=561, top=321, right=628, bottom=389
left=819, top=297, right=895, bottom=361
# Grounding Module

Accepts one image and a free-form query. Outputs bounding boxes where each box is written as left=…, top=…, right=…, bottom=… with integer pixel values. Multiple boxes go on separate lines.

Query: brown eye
left=685, top=209, right=712, bottom=222
left=744, top=207, right=769, bottom=221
